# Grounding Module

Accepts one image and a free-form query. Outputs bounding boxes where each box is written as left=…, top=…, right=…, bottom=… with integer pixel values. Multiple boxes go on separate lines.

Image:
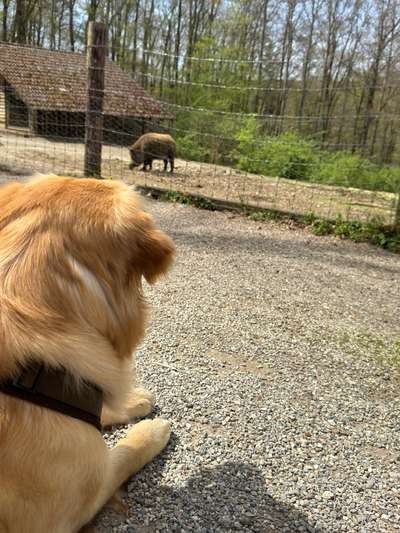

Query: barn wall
left=1, top=99, right=171, bottom=145
left=103, top=116, right=145, bottom=146
left=35, top=111, right=149, bottom=145
left=36, top=110, right=86, bottom=139
left=5, top=83, right=29, bottom=129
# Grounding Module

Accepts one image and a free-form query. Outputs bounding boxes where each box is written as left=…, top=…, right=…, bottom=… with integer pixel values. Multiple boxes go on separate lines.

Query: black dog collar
left=0, top=363, right=103, bottom=431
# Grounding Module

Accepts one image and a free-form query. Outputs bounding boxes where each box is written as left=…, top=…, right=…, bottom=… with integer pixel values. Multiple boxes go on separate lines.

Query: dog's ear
left=136, top=224, right=175, bottom=284
left=114, top=189, right=175, bottom=284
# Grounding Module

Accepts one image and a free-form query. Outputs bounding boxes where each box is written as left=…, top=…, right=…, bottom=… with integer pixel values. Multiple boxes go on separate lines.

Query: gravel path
left=0, top=170, right=399, bottom=532
left=95, top=198, right=399, bottom=533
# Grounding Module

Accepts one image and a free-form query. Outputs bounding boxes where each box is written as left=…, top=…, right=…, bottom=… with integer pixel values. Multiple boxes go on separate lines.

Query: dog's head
left=0, top=175, right=175, bottom=373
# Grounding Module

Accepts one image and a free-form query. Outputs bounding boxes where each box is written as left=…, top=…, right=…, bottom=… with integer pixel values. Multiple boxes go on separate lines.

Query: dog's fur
left=0, top=175, right=175, bottom=532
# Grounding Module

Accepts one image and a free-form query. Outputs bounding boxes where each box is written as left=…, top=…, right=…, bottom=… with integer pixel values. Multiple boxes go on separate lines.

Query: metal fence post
left=84, top=21, right=107, bottom=178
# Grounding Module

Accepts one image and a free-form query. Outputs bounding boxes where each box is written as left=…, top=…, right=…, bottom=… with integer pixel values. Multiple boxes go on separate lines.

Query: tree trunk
left=49, top=0, right=56, bottom=48
left=131, top=0, right=140, bottom=74
left=174, top=0, right=182, bottom=88
left=2, top=0, right=9, bottom=41
left=68, top=0, right=76, bottom=51
left=254, top=0, right=269, bottom=114
left=297, top=0, right=318, bottom=132
left=15, top=0, right=27, bottom=43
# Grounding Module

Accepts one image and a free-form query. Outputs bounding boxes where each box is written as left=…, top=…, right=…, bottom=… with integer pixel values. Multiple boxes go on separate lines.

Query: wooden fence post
left=84, top=22, right=107, bottom=178
left=394, top=192, right=400, bottom=233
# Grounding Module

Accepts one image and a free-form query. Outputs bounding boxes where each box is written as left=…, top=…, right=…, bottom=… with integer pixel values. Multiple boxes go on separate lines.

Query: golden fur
left=0, top=175, right=175, bottom=532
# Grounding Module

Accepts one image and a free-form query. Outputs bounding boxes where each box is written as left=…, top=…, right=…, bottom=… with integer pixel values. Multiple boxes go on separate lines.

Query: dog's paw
left=126, top=418, right=171, bottom=457
left=101, top=389, right=156, bottom=428
left=147, top=418, right=171, bottom=451
left=130, top=387, right=155, bottom=404
left=125, top=388, right=155, bottom=418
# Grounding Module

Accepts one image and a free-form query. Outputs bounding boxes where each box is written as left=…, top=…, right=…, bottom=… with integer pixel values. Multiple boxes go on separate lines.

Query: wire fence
left=0, top=30, right=399, bottom=230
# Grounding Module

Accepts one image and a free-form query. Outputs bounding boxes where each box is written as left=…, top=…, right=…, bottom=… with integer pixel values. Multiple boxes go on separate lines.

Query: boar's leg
left=142, top=156, right=152, bottom=171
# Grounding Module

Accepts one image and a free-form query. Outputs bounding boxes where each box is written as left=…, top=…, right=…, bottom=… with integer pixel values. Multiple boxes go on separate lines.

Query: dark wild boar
left=129, top=133, right=176, bottom=173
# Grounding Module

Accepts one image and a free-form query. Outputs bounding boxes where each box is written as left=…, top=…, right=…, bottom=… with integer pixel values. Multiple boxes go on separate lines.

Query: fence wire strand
left=0, top=44, right=399, bottom=229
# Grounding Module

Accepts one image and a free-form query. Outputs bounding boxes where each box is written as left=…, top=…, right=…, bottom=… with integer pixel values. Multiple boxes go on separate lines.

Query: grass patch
left=137, top=185, right=399, bottom=253
left=158, top=190, right=217, bottom=211
left=248, top=207, right=399, bottom=252
left=308, top=214, right=400, bottom=252
left=247, top=209, right=281, bottom=222
left=338, top=332, right=400, bottom=372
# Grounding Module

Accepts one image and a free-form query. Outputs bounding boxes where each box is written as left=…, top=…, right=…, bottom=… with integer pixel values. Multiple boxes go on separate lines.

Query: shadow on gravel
left=0, top=164, right=33, bottom=183
left=170, top=227, right=399, bottom=275
left=0, top=163, right=32, bottom=175
left=95, top=458, right=322, bottom=533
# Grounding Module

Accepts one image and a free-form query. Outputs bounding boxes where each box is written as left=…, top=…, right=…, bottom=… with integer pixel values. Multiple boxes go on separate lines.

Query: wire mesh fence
left=0, top=34, right=399, bottom=229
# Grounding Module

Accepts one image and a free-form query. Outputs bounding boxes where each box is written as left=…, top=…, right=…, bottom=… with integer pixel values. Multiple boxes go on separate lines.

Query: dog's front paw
left=148, top=418, right=171, bottom=453
left=125, top=388, right=155, bottom=419
left=127, top=418, right=171, bottom=457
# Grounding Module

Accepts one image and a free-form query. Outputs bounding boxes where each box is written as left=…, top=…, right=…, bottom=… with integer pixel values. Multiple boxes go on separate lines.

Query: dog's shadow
left=90, top=431, right=323, bottom=533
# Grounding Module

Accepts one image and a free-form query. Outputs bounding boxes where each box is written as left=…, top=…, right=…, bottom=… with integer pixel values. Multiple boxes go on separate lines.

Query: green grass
left=338, top=332, right=400, bottom=372
left=159, top=190, right=217, bottom=211
left=306, top=214, right=400, bottom=252
left=247, top=208, right=399, bottom=252
left=139, top=186, right=399, bottom=253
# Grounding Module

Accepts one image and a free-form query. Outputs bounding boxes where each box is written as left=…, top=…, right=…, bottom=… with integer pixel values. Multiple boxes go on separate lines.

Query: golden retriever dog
left=0, top=175, right=175, bottom=532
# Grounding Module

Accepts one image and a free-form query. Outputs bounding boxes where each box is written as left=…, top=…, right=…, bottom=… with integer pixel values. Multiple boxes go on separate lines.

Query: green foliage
left=373, top=166, right=400, bottom=193
left=151, top=188, right=398, bottom=253
left=311, top=219, right=335, bottom=235
left=233, top=119, right=317, bottom=181
left=159, top=190, right=216, bottom=211
left=231, top=119, right=400, bottom=191
left=174, top=115, right=400, bottom=193
left=176, top=133, right=211, bottom=162
left=174, top=111, right=237, bottom=164
left=303, top=211, right=317, bottom=225
left=310, top=152, right=400, bottom=192
left=310, top=152, right=371, bottom=188
left=305, top=213, right=400, bottom=252
left=247, top=209, right=280, bottom=221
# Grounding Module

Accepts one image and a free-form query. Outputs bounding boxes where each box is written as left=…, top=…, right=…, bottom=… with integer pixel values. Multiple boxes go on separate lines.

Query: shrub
left=372, top=166, right=400, bottom=193
left=308, top=215, right=400, bottom=252
left=174, top=111, right=238, bottom=165
left=176, top=133, right=210, bottom=162
left=233, top=120, right=317, bottom=180
left=173, top=114, right=400, bottom=193
left=311, top=219, right=335, bottom=235
left=310, top=152, right=372, bottom=189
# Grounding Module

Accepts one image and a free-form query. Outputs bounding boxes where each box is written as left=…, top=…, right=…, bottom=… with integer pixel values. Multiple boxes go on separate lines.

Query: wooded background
left=2, top=0, right=400, bottom=194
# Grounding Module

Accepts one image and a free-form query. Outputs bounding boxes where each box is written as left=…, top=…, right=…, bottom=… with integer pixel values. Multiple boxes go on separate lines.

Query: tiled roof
left=0, top=42, right=172, bottom=118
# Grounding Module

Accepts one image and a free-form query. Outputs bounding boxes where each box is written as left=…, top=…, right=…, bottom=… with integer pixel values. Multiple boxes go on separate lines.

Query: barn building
left=0, top=42, right=172, bottom=144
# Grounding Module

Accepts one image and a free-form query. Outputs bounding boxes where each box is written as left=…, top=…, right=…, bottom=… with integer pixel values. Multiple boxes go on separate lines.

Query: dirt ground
left=0, top=130, right=397, bottom=224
